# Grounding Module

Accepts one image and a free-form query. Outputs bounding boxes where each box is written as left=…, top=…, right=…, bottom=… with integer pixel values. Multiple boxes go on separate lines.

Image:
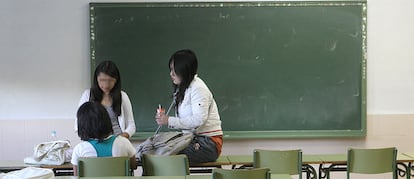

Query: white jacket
left=75, top=89, right=136, bottom=137
left=168, top=75, right=223, bottom=137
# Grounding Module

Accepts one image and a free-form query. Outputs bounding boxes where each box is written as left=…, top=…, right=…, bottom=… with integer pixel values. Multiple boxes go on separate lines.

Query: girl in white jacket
left=156, top=49, right=223, bottom=164
left=75, top=61, right=136, bottom=138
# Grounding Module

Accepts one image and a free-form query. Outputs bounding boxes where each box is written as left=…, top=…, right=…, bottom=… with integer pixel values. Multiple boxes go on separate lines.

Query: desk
left=226, top=155, right=318, bottom=179
left=55, top=174, right=292, bottom=179
left=0, top=160, right=38, bottom=172
left=0, top=161, right=73, bottom=176
left=402, top=153, right=414, bottom=178
left=40, top=162, right=74, bottom=176
left=189, top=156, right=231, bottom=173
left=55, top=177, right=185, bottom=179
left=312, top=154, right=413, bottom=179
left=227, top=154, right=414, bottom=179
left=0, top=157, right=229, bottom=176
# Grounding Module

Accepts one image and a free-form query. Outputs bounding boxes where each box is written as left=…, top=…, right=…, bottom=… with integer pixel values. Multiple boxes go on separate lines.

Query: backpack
left=135, top=131, right=193, bottom=161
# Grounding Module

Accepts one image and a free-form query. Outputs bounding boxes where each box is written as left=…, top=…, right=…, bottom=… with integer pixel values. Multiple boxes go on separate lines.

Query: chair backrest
left=347, top=147, right=397, bottom=179
left=213, top=168, right=270, bottom=179
left=142, top=154, right=190, bottom=176
left=77, top=156, right=130, bottom=177
left=253, top=149, right=302, bottom=178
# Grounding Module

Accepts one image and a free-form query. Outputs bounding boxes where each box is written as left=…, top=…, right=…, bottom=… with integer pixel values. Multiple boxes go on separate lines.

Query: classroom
left=1, top=0, right=413, bottom=178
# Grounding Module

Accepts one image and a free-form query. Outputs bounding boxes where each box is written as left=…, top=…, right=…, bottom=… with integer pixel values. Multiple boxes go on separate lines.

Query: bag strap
left=154, top=97, right=176, bottom=136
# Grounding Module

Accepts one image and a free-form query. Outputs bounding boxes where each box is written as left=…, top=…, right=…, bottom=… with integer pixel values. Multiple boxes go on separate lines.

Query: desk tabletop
left=190, top=156, right=231, bottom=167
left=226, top=155, right=252, bottom=165
left=270, top=174, right=293, bottom=179
left=227, top=153, right=414, bottom=165
left=0, top=160, right=38, bottom=170
left=55, top=174, right=291, bottom=179
left=226, top=154, right=327, bottom=165
left=402, top=153, right=414, bottom=159
left=315, top=154, right=346, bottom=164
left=55, top=176, right=186, bottom=179
left=40, top=162, right=73, bottom=169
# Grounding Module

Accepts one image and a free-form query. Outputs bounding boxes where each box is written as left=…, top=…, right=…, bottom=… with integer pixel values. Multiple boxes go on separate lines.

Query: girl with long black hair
left=155, top=49, right=223, bottom=164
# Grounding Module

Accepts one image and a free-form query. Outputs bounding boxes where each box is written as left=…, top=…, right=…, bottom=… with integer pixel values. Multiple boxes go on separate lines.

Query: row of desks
left=223, top=153, right=414, bottom=179
left=54, top=174, right=293, bottom=179
left=2, top=153, right=414, bottom=179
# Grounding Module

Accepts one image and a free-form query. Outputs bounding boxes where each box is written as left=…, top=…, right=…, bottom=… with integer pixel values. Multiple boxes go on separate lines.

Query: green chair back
left=77, top=156, right=130, bottom=177
left=213, top=168, right=270, bottom=179
left=142, top=154, right=190, bottom=176
left=253, top=149, right=302, bottom=178
left=347, top=147, right=397, bottom=179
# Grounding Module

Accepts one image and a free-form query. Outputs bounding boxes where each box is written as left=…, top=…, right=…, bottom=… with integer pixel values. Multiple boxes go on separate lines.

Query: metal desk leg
left=319, top=164, right=347, bottom=179
left=397, top=162, right=409, bottom=179
left=302, top=164, right=317, bottom=179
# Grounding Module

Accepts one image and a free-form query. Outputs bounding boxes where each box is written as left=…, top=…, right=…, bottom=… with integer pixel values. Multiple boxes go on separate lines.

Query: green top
left=88, top=135, right=116, bottom=157
left=90, top=1, right=367, bottom=139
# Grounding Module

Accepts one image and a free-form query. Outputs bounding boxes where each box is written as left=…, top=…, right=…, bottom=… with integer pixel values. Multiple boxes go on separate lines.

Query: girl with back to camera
left=71, top=101, right=137, bottom=176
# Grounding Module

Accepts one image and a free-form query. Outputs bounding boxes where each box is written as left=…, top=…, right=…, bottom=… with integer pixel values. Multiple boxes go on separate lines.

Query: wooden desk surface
left=225, top=155, right=252, bottom=165
left=55, top=177, right=185, bottom=179
left=40, top=162, right=73, bottom=169
left=0, top=160, right=38, bottom=171
left=226, top=154, right=327, bottom=165
left=402, top=153, right=414, bottom=160
left=315, top=154, right=346, bottom=164
left=190, top=156, right=231, bottom=167
left=270, top=174, right=293, bottom=179
left=227, top=153, right=414, bottom=165
left=55, top=174, right=291, bottom=179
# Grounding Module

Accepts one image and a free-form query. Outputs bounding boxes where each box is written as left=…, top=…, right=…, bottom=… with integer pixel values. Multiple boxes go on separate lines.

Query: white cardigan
left=168, top=75, right=223, bottom=137
left=74, top=89, right=136, bottom=137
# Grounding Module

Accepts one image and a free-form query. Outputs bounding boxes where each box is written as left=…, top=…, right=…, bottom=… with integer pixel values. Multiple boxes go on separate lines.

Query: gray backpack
left=135, top=131, right=194, bottom=161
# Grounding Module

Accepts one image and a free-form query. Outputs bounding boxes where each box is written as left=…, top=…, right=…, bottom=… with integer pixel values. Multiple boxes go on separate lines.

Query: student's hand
left=120, top=132, right=130, bottom=138
left=155, top=112, right=169, bottom=125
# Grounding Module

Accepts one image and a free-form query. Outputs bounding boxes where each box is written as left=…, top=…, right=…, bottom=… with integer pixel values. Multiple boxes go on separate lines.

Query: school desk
left=226, top=154, right=320, bottom=179
left=227, top=153, right=414, bottom=179
left=401, top=153, right=414, bottom=178
left=54, top=174, right=293, bottom=179
left=188, top=155, right=231, bottom=173
left=0, top=161, right=73, bottom=176
left=0, top=160, right=36, bottom=173
left=0, top=157, right=231, bottom=176
left=317, top=153, right=413, bottom=179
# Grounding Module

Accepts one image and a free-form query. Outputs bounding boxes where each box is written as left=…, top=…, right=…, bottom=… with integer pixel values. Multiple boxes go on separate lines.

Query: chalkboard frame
left=90, top=1, right=367, bottom=139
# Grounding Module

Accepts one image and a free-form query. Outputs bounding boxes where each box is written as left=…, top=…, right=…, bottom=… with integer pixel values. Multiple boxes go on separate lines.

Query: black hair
left=90, top=60, right=122, bottom=116
left=77, top=102, right=113, bottom=142
left=168, top=49, right=198, bottom=108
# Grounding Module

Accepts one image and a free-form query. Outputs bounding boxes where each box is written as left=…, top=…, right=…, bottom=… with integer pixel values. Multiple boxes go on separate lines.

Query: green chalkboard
left=90, top=1, right=367, bottom=139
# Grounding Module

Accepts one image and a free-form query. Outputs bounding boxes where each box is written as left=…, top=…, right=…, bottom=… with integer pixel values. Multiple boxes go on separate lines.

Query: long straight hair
left=90, top=61, right=122, bottom=116
left=169, top=49, right=198, bottom=109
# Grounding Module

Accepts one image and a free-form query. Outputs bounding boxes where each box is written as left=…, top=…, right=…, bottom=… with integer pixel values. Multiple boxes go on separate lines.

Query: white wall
left=367, top=0, right=414, bottom=114
left=1, top=1, right=414, bottom=178
left=0, top=0, right=89, bottom=120
left=1, top=0, right=414, bottom=120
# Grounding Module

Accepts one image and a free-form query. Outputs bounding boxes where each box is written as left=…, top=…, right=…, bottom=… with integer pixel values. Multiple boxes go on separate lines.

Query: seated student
left=155, top=49, right=223, bottom=164
left=71, top=101, right=137, bottom=176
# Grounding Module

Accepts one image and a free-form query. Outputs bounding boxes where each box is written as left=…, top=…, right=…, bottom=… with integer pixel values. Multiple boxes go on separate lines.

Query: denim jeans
left=178, top=135, right=219, bottom=164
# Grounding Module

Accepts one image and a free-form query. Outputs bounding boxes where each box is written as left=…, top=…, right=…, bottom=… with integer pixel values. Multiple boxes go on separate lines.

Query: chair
left=253, top=149, right=302, bottom=179
left=347, top=147, right=397, bottom=179
left=142, top=154, right=189, bottom=176
left=77, top=156, right=130, bottom=177
left=213, top=168, right=270, bottom=179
